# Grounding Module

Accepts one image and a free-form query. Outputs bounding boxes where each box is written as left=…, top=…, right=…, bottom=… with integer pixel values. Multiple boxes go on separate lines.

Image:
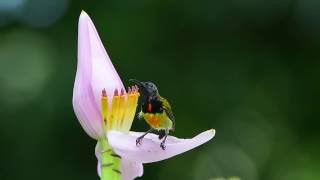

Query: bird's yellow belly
left=143, top=113, right=172, bottom=130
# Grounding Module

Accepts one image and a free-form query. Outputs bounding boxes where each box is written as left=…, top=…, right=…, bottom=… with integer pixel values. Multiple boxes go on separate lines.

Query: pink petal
left=73, top=67, right=103, bottom=139
left=97, top=161, right=102, bottom=177
left=95, top=142, right=102, bottom=162
left=73, top=11, right=125, bottom=139
left=96, top=142, right=143, bottom=180
left=78, top=11, right=125, bottom=100
left=107, top=129, right=215, bottom=163
left=121, top=158, right=143, bottom=180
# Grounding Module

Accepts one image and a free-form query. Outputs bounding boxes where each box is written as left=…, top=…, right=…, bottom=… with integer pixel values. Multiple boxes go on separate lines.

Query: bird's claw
left=160, top=142, right=166, bottom=150
left=136, top=137, right=143, bottom=147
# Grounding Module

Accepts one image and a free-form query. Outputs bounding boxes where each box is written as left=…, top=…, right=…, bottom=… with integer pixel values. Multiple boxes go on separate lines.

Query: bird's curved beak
left=129, top=79, right=145, bottom=88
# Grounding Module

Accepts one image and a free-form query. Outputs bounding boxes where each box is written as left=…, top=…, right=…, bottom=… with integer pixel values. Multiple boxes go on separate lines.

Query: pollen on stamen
left=120, top=88, right=125, bottom=96
left=114, top=89, right=119, bottom=96
left=102, top=88, right=107, bottom=97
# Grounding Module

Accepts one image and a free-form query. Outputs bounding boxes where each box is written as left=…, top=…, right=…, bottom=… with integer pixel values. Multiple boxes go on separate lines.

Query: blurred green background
left=1, top=0, right=320, bottom=180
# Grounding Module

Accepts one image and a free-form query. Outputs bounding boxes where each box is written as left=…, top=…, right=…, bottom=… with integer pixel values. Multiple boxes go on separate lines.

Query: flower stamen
left=101, top=86, right=140, bottom=131
left=101, top=89, right=108, bottom=129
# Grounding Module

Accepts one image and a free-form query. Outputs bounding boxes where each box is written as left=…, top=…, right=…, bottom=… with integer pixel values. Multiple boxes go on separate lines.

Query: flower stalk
left=99, top=138, right=121, bottom=180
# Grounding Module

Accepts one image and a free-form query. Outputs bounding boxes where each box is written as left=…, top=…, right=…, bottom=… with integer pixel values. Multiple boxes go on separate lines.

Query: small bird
left=130, top=79, right=175, bottom=150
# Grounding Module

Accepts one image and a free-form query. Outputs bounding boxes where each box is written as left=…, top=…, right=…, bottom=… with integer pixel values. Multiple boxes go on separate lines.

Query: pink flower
left=73, top=11, right=215, bottom=180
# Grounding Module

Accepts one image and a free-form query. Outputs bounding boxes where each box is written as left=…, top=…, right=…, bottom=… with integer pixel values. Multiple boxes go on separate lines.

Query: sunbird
left=130, top=79, right=175, bottom=150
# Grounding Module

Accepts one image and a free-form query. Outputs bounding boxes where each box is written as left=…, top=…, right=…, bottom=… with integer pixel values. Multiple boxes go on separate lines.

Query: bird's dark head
left=129, top=79, right=159, bottom=99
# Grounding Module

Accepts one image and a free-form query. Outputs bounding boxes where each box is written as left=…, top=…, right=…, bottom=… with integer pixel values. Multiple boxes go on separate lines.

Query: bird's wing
left=160, top=96, right=175, bottom=131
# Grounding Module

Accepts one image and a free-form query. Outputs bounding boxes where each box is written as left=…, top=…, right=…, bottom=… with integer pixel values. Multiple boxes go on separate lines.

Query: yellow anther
left=101, top=89, right=109, bottom=129
left=123, top=92, right=139, bottom=130
left=117, top=92, right=127, bottom=130
left=109, top=89, right=120, bottom=130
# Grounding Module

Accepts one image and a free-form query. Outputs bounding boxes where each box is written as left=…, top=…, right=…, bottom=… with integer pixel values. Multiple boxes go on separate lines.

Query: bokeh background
left=1, top=0, right=320, bottom=180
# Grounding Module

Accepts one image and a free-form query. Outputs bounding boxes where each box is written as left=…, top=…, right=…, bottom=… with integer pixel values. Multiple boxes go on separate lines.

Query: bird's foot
left=158, top=131, right=166, bottom=140
left=136, top=137, right=143, bottom=147
left=160, top=141, right=166, bottom=150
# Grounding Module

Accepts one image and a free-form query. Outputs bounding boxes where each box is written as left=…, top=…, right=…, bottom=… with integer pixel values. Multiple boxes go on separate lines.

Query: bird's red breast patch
left=147, top=103, right=152, bottom=112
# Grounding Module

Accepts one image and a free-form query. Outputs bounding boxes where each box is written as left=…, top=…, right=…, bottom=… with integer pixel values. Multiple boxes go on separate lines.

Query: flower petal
left=73, top=66, right=103, bottom=139
left=78, top=11, right=125, bottom=101
left=107, top=129, right=215, bottom=163
left=121, top=158, right=143, bottom=180
left=97, top=161, right=102, bottom=177
left=95, top=141, right=102, bottom=162
left=73, top=11, right=125, bottom=139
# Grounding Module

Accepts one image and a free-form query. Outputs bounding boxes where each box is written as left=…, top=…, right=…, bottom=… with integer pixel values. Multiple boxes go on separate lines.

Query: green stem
left=99, top=138, right=121, bottom=180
